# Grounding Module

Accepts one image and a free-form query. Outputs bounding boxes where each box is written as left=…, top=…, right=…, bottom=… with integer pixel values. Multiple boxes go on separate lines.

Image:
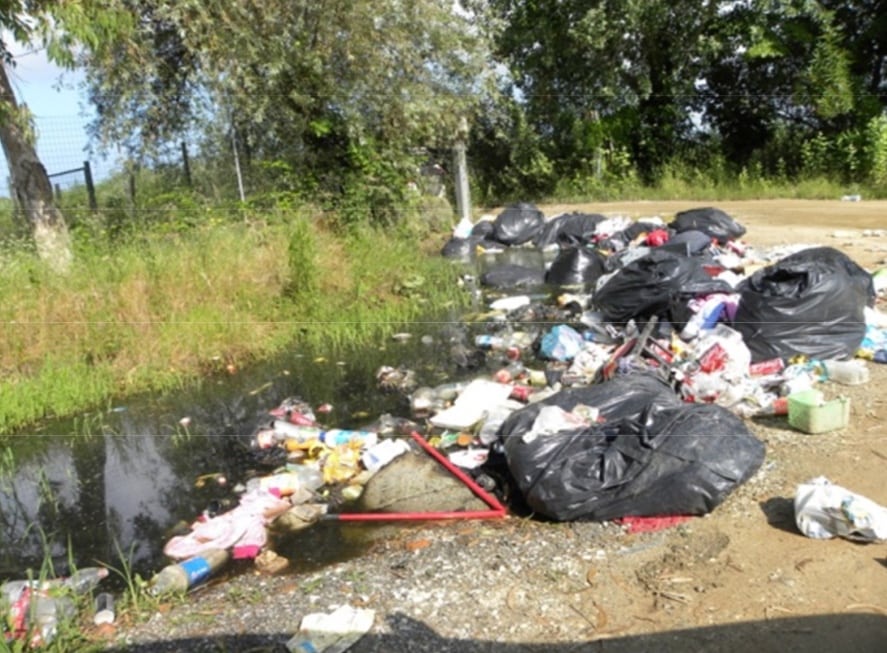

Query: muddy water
left=0, top=248, right=552, bottom=584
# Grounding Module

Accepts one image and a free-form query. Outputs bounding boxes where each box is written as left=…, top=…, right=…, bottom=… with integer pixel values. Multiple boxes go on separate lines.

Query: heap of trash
left=168, top=204, right=887, bottom=565
left=8, top=203, right=887, bottom=648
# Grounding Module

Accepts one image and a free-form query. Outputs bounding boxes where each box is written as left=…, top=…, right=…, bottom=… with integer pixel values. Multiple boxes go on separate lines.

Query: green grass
left=0, top=207, right=464, bottom=432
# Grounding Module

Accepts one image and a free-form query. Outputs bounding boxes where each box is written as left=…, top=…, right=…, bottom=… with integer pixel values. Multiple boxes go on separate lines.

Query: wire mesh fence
left=0, top=115, right=118, bottom=198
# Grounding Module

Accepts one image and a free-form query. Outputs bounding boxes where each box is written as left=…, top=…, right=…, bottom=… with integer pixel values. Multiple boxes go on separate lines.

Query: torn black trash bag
left=669, top=207, right=746, bottom=244
left=593, top=248, right=731, bottom=323
left=732, top=247, right=869, bottom=362
left=502, top=399, right=765, bottom=522
left=491, top=202, right=545, bottom=246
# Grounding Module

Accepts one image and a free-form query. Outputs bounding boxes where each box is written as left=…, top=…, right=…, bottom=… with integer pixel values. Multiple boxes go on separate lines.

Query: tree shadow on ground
left=102, top=612, right=887, bottom=653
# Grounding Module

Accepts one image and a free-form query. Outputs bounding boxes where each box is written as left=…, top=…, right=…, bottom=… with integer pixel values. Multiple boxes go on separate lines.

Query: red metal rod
left=325, top=432, right=507, bottom=522
left=409, top=431, right=507, bottom=514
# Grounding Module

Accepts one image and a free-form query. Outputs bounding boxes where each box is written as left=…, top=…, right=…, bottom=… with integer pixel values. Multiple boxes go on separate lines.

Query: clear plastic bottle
left=823, top=359, right=870, bottom=385
left=29, top=593, right=75, bottom=646
left=149, top=548, right=230, bottom=596
left=63, top=566, right=109, bottom=594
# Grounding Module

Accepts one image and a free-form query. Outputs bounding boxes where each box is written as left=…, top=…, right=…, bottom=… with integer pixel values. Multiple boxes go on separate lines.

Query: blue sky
left=2, top=42, right=116, bottom=195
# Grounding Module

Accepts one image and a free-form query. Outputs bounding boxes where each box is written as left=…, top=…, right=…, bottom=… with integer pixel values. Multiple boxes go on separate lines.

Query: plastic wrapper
left=732, top=247, right=869, bottom=362
left=794, top=476, right=887, bottom=541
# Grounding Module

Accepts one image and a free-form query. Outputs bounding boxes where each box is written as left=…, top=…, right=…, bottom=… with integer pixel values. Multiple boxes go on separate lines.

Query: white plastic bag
left=794, top=476, right=887, bottom=542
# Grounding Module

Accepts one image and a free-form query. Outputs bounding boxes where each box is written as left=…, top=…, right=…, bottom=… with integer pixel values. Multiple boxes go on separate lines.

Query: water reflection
left=1, top=248, right=555, bottom=583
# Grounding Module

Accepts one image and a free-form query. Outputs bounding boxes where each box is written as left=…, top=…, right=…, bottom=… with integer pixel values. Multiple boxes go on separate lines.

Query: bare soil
left=103, top=200, right=887, bottom=653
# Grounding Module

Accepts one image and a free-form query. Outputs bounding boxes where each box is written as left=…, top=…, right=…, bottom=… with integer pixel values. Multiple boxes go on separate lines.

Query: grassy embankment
left=0, top=204, right=465, bottom=433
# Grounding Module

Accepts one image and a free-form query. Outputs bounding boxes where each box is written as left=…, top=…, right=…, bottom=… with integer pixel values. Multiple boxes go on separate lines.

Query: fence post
left=231, top=121, right=246, bottom=204
left=83, top=161, right=98, bottom=211
left=453, top=117, right=471, bottom=222
left=181, top=141, right=192, bottom=187
left=127, top=164, right=136, bottom=220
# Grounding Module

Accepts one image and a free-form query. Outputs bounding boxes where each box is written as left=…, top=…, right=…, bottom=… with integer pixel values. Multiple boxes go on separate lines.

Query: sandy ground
left=103, top=200, right=887, bottom=653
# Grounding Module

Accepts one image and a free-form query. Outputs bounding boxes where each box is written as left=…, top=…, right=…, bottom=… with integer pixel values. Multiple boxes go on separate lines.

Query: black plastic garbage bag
left=594, top=249, right=731, bottom=323
left=533, top=212, right=606, bottom=249
left=492, top=202, right=545, bottom=246
left=480, top=263, right=546, bottom=289
left=470, top=220, right=495, bottom=239
left=732, top=247, right=869, bottom=361
left=545, top=247, right=608, bottom=287
left=440, top=236, right=477, bottom=260
left=502, top=394, right=765, bottom=521
left=780, top=246, right=875, bottom=307
left=669, top=207, right=746, bottom=244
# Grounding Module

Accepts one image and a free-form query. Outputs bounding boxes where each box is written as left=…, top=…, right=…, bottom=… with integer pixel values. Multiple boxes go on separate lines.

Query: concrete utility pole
left=453, top=117, right=471, bottom=222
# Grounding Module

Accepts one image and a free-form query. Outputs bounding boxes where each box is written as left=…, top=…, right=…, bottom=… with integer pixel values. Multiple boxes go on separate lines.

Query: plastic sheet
left=480, top=263, right=546, bottom=289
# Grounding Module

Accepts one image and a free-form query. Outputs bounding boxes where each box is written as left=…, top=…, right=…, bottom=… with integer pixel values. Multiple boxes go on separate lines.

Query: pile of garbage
left=9, top=204, right=886, bottom=647
left=168, top=204, right=887, bottom=558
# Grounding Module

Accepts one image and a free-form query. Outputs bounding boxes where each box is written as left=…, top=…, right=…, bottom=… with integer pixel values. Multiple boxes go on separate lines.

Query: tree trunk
left=0, top=63, right=72, bottom=273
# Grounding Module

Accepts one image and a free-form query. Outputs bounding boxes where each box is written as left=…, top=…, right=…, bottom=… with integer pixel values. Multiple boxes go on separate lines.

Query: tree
left=1, top=1, right=126, bottom=270
left=78, top=0, right=500, bottom=219
left=488, top=0, right=720, bottom=181
left=0, top=61, right=72, bottom=271
left=699, top=1, right=866, bottom=174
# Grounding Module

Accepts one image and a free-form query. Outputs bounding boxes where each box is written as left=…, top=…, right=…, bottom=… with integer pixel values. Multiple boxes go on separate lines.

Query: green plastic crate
left=787, top=389, right=850, bottom=434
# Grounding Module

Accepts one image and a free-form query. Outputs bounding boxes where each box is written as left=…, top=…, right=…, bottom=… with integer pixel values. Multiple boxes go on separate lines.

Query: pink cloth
left=164, top=488, right=291, bottom=559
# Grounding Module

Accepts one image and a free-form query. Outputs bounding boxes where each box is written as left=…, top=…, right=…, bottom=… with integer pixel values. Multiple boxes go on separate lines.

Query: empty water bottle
left=823, top=359, right=869, bottom=385
left=149, top=548, right=230, bottom=595
left=62, top=566, right=109, bottom=595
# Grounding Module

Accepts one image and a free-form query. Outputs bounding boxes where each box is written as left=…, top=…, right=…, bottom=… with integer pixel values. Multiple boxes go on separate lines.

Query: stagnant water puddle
left=0, top=248, right=552, bottom=586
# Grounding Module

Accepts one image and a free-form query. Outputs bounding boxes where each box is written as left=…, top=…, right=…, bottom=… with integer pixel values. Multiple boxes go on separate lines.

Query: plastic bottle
left=63, top=566, right=109, bottom=595
left=29, top=593, right=75, bottom=646
left=149, top=548, right=230, bottom=595
left=823, top=359, right=870, bottom=385
left=284, top=464, right=325, bottom=492
left=246, top=466, right=324, bottom=495
left=271, top=422, right=378, bottom=447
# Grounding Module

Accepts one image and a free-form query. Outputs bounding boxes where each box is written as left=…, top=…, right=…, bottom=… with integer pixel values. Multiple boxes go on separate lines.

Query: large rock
left=357, top=450, right=488, bottom=513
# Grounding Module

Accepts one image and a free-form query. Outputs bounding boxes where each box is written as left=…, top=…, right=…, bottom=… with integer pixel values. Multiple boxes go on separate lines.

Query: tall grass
left=0, top=209, right=464, bottom=432
left=550, top=164, right=874, bottom=204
